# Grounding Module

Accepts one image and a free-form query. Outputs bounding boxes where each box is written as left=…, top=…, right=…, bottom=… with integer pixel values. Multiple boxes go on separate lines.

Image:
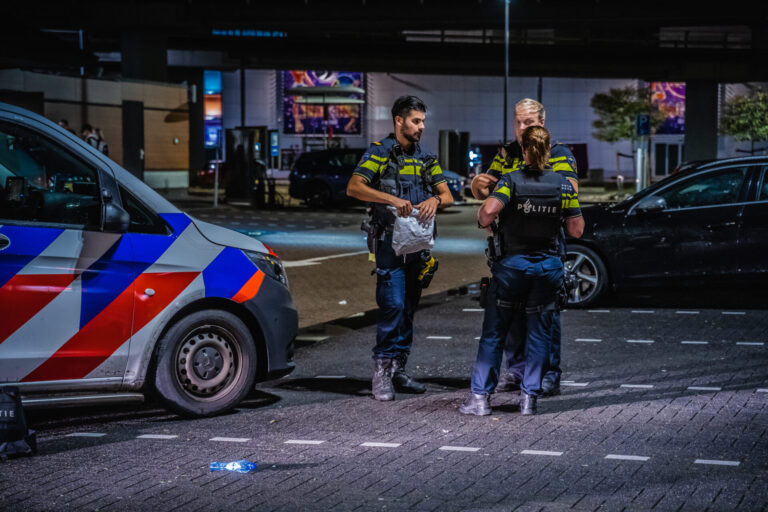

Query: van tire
left=153, top=310, right=257, bottom=418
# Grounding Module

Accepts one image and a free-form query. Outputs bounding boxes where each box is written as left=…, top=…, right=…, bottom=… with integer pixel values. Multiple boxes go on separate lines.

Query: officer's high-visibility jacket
left=353, top=134, right=446, bottom=227
left=486, top=140, right=578, bottom=183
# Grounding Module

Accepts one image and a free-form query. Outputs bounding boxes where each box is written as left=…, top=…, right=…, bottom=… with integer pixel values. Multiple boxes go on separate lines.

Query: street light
left=504, top=0, right=510, bottom=143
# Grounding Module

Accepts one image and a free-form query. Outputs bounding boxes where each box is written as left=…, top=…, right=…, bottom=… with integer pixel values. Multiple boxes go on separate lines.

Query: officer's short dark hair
left=82, top=123, right=93, bottom=133
left=391, top=96, right=427, bottom=121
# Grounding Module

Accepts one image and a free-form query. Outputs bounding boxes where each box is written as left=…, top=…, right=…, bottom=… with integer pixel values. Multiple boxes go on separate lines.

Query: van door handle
left=0, top=234, right=9, bottom=251
left=705, top=221, right=736, bottom=231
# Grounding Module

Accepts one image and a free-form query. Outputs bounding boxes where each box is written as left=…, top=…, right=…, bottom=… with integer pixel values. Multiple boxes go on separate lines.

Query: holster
left=362, top=219, right=382, bottom=255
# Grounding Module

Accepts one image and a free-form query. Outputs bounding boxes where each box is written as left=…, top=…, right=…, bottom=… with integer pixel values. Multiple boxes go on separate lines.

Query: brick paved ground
left=3, top=294, right=767, bottom=511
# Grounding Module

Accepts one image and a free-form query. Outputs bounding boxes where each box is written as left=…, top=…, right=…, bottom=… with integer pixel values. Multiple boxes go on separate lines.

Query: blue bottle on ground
left=209, top=460, right=258, bottom=473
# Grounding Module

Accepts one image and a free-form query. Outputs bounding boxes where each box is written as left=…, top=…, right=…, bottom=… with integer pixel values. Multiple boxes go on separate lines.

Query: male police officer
left=347, top=96, right=453, bottom=401
left=471, top=98, right=578, bottom=397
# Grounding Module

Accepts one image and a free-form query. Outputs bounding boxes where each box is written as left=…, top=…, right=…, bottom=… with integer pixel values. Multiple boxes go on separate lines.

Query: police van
left=0, top=103, right=297, bottom=417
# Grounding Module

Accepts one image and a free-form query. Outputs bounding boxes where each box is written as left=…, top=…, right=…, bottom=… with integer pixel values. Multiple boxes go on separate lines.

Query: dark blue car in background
left=289, top=148, right=465, bottom=207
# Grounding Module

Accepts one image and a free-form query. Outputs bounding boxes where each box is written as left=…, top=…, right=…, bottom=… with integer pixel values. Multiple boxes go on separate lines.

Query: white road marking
left=210, top=437, right=250, bottom=443
left=722, top=311, right=746, bottom=315
left=521, top=450, right=563, bottom=456
left=575, top=338, right=602, bottom=342
left=284, top=440, right=325, bottom=445
left=463, top=308, right=485, bottom=312
left=283, top=250, right=369, bottom=268
left=137, top=434, right=178, bottom=440
left=694, top=459, right=740, bottom=466
left=474, top=336, right=481, bottom=340
left=588, top=310, right=610, bottom=313
left=631, top=310, right=655, bottom=314
left=439, top=446, right=480, bottom=452
left=627, top=339, right=655, bottom=344
left=687, top=386, right=722, bottom=391
left=757, top=389, right=768, bottom=393
left=295, top=335, right=330, bottom=343
left=620, top=384, right=654, bottom=389
left=361, top=442, right=402, bottom=448
left=681, top=341, right=709, bottom=345
left=561, top=382, right=589, bottom=387
left=66, top=433, right=106, bottom=438
left=315, top=375, right=346, bottom=379
left=605, top=454, right=649, bottom=462
left=676, top=311, right=700, bottom=315
left=427, top=336, right=452, bottom=340
left=736, top=342, right=764, bottom=346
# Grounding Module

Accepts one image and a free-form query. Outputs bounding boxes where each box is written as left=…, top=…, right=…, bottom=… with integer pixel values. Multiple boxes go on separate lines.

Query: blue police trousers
left=504, top=311, right=561, bottom=387
left=372, top=235, right=423, bottom=360
left=469, top=254, right=563, bottom=396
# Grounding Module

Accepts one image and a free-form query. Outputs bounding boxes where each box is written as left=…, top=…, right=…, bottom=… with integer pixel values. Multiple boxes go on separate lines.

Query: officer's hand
left=415, top=197, right=439, bottom=222
left=474, top=174, right=498, bottom=190
left=391, top=197, right=413, bottom=217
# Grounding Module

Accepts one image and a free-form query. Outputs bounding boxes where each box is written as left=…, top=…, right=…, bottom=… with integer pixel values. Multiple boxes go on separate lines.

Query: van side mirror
left=634, top=196, right=667, bottom=215
left=101, top=187, right=130, bottom=232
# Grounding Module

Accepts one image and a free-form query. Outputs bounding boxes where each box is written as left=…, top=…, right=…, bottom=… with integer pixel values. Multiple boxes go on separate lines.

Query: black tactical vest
left=371, top=143, right=434, bottom=228
left=498, top=168, right=562, bottom=255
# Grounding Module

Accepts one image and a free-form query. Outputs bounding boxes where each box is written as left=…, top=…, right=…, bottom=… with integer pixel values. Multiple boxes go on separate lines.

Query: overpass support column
left=684, top=80, right=718, bottom=161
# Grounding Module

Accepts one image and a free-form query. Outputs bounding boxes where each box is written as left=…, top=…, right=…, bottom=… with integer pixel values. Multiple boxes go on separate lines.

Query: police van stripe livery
left=0, top=213, right=267, bottom=384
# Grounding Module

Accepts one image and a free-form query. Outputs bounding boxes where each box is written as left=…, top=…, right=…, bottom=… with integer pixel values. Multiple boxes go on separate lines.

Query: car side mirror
left=101, top=188, right=130, bottom=232
left=634, top=196, right=667, bottom=215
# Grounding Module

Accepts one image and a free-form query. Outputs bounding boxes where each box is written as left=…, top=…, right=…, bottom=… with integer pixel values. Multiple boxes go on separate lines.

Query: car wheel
left=565, top=246, right=608, bottom=308
left=153, top=310, right=257, bottom=418
left=306, top=182, right=331, bottom=208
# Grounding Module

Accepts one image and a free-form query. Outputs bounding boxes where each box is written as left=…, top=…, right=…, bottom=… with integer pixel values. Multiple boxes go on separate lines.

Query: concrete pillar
left=121, top=32, right=167, bottom=82
left=684, top=81, right=718, bottom=161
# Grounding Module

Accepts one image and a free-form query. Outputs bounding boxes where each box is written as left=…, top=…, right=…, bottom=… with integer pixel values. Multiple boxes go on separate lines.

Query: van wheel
left=153, top=310, right=257, bottom=418
left=565, top=246, right=608, bottom=308
left=306, top=183, right=331, bottom=208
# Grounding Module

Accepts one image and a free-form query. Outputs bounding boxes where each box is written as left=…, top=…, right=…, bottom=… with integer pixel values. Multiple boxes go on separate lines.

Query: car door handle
left=705, top=221, right=737, bottom=231
left=0, top=233, right=9, bottom=251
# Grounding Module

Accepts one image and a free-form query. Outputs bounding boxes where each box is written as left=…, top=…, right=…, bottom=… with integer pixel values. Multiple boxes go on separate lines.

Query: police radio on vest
left=518, top=199, right=557, bottom=214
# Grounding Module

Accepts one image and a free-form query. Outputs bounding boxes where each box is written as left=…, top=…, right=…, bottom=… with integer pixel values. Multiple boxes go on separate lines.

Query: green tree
left=590, top=86, right=663, bottom=143
left=720, top=89, right=768, bottom=153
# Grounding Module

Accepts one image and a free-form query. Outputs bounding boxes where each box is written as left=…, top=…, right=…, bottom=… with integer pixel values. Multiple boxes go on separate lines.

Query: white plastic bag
left=389, top=206, right=435, bottom=256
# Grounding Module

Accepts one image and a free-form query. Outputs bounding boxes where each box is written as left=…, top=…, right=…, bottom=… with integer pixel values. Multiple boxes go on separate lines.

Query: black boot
left=520, top=393, right=537, bottom=415
left=372, top=359, right=395, bottom=401
left=391, top=354, right=427, bottom=394
left=459, top=393, right=491, bottom=416
left=495, top=372, right=522, bottom=393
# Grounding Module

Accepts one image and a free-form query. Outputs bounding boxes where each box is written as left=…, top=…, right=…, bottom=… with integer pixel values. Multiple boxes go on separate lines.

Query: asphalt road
left=4, top=200, right=767, bottom=511
left=7, top=294, right=768, bottom=511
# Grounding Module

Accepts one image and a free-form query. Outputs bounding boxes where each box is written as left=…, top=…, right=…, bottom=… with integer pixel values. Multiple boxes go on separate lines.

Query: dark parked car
left=289, top=148, right=465, bottom=207
left=289, top=148, right=364, bottom=207
left=565, top=156, right=768, bottom=306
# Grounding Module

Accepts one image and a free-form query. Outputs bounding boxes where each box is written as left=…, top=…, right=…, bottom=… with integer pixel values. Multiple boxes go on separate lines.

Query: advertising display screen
left=283, top=71, right=364, bottom=136
left=651, top=82, right=685, bottom=134
left=204, top=70, right=223, bottom=149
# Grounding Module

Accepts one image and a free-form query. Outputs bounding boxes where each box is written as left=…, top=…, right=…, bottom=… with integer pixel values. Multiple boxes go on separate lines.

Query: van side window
left=0, top=121, right=101, bottom=228
left=118, top=185, right=170, bottom=235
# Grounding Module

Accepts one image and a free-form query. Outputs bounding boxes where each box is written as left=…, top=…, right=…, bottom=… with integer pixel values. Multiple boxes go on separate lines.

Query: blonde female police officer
left=347, top=96, right=453, bottom=401
left=461, top=125, right=583, bottom=416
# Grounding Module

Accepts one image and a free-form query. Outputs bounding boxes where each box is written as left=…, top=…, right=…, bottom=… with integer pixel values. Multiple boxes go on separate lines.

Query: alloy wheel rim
left=565, top=252, right=600, bottom=305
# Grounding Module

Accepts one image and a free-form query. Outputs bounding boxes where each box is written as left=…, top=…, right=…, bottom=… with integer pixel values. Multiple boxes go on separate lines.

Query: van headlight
left=244, top=251, right=288, bottom=288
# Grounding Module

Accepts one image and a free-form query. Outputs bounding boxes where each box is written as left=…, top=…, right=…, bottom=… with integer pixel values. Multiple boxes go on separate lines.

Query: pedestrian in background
left=346, top=96, right=454, bottom=401
left=461, top=125, right=584, bottom=416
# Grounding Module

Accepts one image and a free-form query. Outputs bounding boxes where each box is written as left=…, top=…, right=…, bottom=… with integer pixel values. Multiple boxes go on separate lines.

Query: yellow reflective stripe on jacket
left=495, top=185, right=511, bottom=198
left=430, top=164, right=443, bottom=177
left=359, top=159, right=381, bottom=173
left=550, top=156, right=568, bottom=163
left=368, top=153, right=387, bottom=163
left=399, top=165, right=422, bottom=176
left=561, top=193, right=579, bottom=209
left=553, top=162, right=575, bottom=173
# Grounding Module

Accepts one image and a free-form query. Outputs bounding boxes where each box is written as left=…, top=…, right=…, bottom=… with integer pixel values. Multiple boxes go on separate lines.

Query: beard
left=402, top=129, right=422, bottom=143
